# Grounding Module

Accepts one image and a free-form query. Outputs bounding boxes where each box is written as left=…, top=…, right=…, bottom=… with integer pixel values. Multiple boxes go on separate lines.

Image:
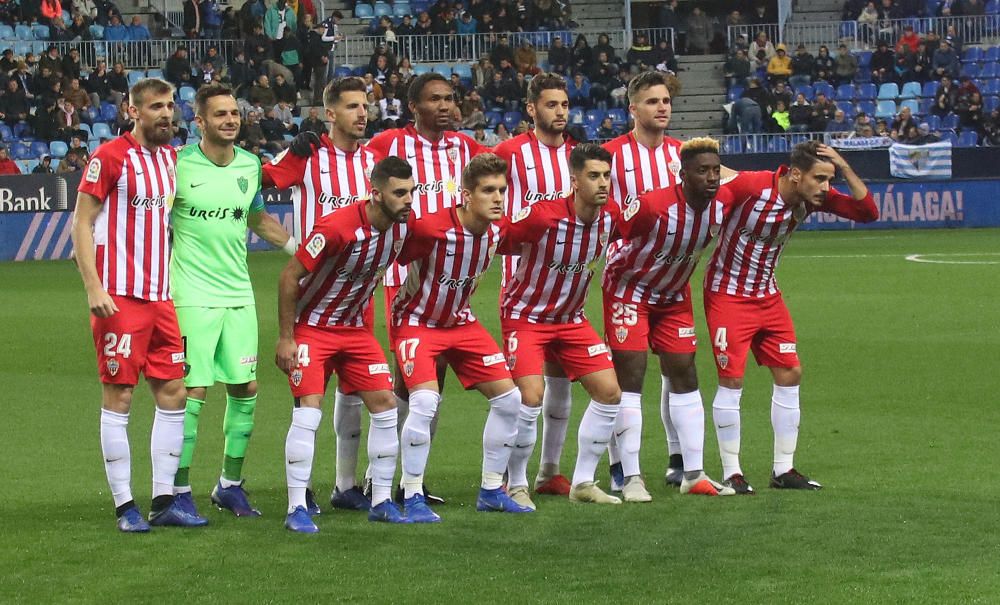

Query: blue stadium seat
left=0, top=25, right=14, bottom=39
left=983, top=79, right=1000, bottom=95
left=100, top=102, right=117, bottom=122
left=944, top=131, right=959, bottom=145
left=179, top=86, right=196, bottom=102
left=88, top=140, right=100, bottom=153
left=503, top=111, right=523, bottom=130
left=979, top=63, right=998, bottom=79
left=835, top=84, right=855, bottom=100
left=813, top=82, right=834, bottom=99
left=452, top=64, right=472, bottom=79
left=11, top=141, right=33, bottom=159
left=12, top=121, right=32, bottom=138
left=83, top=106, right=99, bottom=124
left=49, top=141, right=68, bottom=158
left=170, top=137, right=183, bottom=147
left=727, top=86, right=744, bottom=102
left=963, top=63, right=980, bottom=78
left=721, top=138, right=741, bottom=155
left=919, top=98, right=934, bottom=114
left=392, top=3, right=410, bottom=17
left=188, top=120, right=201, bottom=137
left=92, top=122, right=113, bottom=139
left=839, top=21, right=857, bottom=39
left=941, top=113, right=959, bottom=129
left=766, top=136, right=789, bottom=152
left=584, top=124, right=599, bottom=140
left=838, top=100, right=858, bottom=117
left=90, top=24, right=104, bottom=39
left=351, top=66, right=366, bottom=77
left=877, top=83, right=899, bottom=100
left=584, top=109, right=605, bottom=126
left=922, top=81, right=938, bottom=97
left=14, top=24, right=32, bottom=40
left=794, top=84, right=813, bottom=101
left=334, top=66, right=353, bottom=78
left=987, top=0, right=1000, bottom=13
left=856, top=51, right=872, bottom=68
left=0, top=124, right=11, bottom=140
left=147, top=68, right=164, bottom=80
left=899, top=81, right=922, bottom=100
left=354, top=3, right=373, bottom=18
left=925, top=114, right=941, bottom=130
left=431, top=65, right=451, bottom=76
left=900, top=99, right=920, bottom=116
left=61, top=9, right=70, bottom=22
left=373, top=2, right=392, bottom=17
left=789, top=133, right=811, bottom=145
left=30, top=141, right=48, bottom=158
left=985, top=46, right=1000, bottom=62
left=568, top=107, right=584, bottom=125
left=985, top=95, right=1000, bottom=112
left=485, top=110, right=502, bottom=128
left=855, top=100, right=875, bottom=117
left=962, top=47, right=983, bottom=63
left=875, top=99, right=897, bottom=119
left=180, top=103, right=194, bottom=121
left=607, top=108, right=627, bottom=126
left=957, top=130, right=979, bottom=146
left=857, top=83, right=877, bottom=100
left=127, top=71, right=144, bottom=86
left=78, top=123, right=92, bottom=139
left=31, top=25, right=48, bottom=40
left=413, top=65, right=431, bottom=76
left=20, top=159, right=38, bottom=173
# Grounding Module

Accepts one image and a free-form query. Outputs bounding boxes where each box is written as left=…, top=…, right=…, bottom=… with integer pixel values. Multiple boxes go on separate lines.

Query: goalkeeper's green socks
left=173, top=397, right=204, bottom=491
left=221, top=394, right=256, bottom=486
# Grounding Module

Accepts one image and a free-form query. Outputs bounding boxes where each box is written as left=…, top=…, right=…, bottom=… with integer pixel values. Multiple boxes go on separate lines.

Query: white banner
left=889, top=142, right=953, bottom=180
left=830, top=136, right=893, bottom=150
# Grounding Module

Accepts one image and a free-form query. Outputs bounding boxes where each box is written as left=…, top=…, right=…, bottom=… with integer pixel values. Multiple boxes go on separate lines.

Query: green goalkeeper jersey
left=170, top=144, right=266, bottom=308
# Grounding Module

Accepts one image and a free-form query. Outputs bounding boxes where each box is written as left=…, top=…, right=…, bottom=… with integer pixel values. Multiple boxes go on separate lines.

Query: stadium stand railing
left=728, top=14, right=1000, bottom=49
left=4, top=39, right=248, bottom=70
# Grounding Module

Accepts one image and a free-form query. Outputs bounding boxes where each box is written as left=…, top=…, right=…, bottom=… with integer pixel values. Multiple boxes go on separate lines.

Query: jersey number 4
left=296, top=344, right=311, bottom=367
left=103, top=333, right=132, bottom=358
left=713, top=327, right=728, bottom=351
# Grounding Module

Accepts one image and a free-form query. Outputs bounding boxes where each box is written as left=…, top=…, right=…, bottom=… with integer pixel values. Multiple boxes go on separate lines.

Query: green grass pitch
left=2, top=227, right=999, bottom=604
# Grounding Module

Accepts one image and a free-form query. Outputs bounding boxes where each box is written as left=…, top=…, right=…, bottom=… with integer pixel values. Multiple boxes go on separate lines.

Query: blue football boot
left=402, top=493, right=441, bottom=523
left=211, top=481, right=261, bottom=517
left=305, top=488, right=321, bottom=516
left=330, top=486, right=371, bottom=511
left=148, top=497, right=209, bottom=527
left=285, top=505, right=319, bottom=533
left=368, top=499, right=412, bottom=523
left=476, top=487, right=534, bottom=513
left=116, top=505, right=150, bottom=533
left=173, top=492, right=201, bottom=517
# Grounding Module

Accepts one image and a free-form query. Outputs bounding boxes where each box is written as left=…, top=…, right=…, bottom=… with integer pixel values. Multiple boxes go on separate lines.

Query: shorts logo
left=290, top=369, right=303, bottom=387
left=506, top=354, right=517, bottom=371
left=85, top=158, right=102, bottom=183
left=512, top=207, right=532, bottom=223
left=482, top=353, right=506, bottom=366
left=368, top=363, right=390, bottom=375
left=678, top=327, right=696, bottom=338
left=240, top=355, right=258, bottom=365
left=106, top=358, right=119, bottom=376
left=171, top=352, right=186, bottom=364
left=623, top=200, right=640, bottom=221
left=717, top=352, right=729, bottom=369
left=779, top=343, right=797, bottom=354
left=305, top=233, right=326, bottom=258
left=615, top=326, right=629, bottom=343
left=587, top=343, right=608, bottom=357
left=403, top=360, right=415, bottom=377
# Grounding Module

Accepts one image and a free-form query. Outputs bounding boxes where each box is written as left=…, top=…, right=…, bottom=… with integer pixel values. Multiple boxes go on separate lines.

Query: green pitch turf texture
left=2, top=227, right=998, bottom=604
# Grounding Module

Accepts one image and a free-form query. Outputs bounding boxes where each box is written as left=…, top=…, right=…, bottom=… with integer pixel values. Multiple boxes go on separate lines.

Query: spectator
left=749, top=3, right=773, bottom=23
left=943, top=27, right=963, bottom=53
left=449, top=73, right=467, bottom=100
left=12, top=62, right=34, bottom=106
left=751, top=31, right=776, bottom=62
left=485, top=71, right=513, bottom=111
left=239, top=109, right=267, bottom=150
left=183, top=0, right=200, bottom=38
left=571, top=34, right=592, bottom=73
left=396, top=13, right=415, bottom=36
left=729, top=95, right=762, bottom=133
left=870, top=40, right=895, bottom=85
left=890, top=105, right=917, bottom=139
left=86, top=60, right=118, bottom=109
left=299, top=107, right=324, bottom=135
left=201, top=0, right=223, bottom=38
left=788, top=92, right=813, bottom=132
left=896, top=24, right=921, bottom=54
left=514, top=40, right=540, bottom=76
left=197, top=60, right=218, bottom=87
left=128, top=15, right=151, bottom=40
left=771, top=99, right=790, bottom=131
left=490, top=35, right=516, bottom=71
left=63, top=78, right=91, bottom=111
left=909, top=122, right=941, bottom=143
left=248, top=74, right=276, bottom=109
left=771, top=80, right=792, bottom=109
left=567, top=72, right=591, bottom=108
left=361, top=72, right=382, bottom=100
left=40, top=0, right=62, bottom=24
left=597, top=116, right=617, bottom=139
left=811, top=91, right=837, bottom=130
left=495, top=122, right=512, bottom=142
left=68, top=134, right=90, bottom=161
left=825, top=109, right=853, bottom=134
left=272, top=100, right=297, bottom=135
left=0, top=79, right=28, bottom=126
left=112, top=99, right=132, bottom=135
left=767, top=44, right=793, bottom=84
left=511, top=0, right=533, bottom=31
left=276, top=26, right=302, bottom=85
left=460, top=90, right=486, bottom=129
left=894, top=47, right=915, bottom=82
left=814, top=45, right=836, bottom=82
left=58, top=148, right=88, bottom=172
left=272, top=72, right=296, bottom=106
left=202, top=46, right=224, bottom=72
left=228, top=51, right=253, bottom=97
left=932, top=38, right=959, bottom=79
left=686, top=6, right=712, bottom=55
left=302, top=22, right=332, bottom=100
left=245, top=22, right=271, bottom=68
left=165, top=47, right=193, bottom=88
left=104, top=13, right=128, bottom=40
left=548, top=37, right=570, bottom=75
left=0, top=146, right=19, bottom=174
left=626, top=34, right=656, bottom=71
left=875, top=118, right=890, bottom=136
left=365, top=91, right=380, bottom=137
left=955, top=90, right=984, bottom=134
left=473, top=57, right=493, bottom=89
left=594, top=33, right=618, bottom=65
left=853, top=111, right=873, bottom=135
left=789, top=43, right=815, bottom=88
left=834, top=44, right=858, bottom=85
left=68, top=14, right=93, bottom=41
left=983, top=109, right=1000, bottom=145
left=397, top=57, right=415, bottom=82
left=379, top=88, right=403, bottom=128
left=907, top=41, right=932, bottom=82
left=657, top=0, right=680, bottom=29
left=533, top=0, right=563, bottom=29
left=724, top=48, right=752, bottom=89
left=858, top=1, right=879, bottom=44
left=653, top=39, right=678, bottom=74
left=264, top=0, right=296, bottom=40
left=33, top=155, right=54, bottom=174
left=61, top=48, right=82, bottom=82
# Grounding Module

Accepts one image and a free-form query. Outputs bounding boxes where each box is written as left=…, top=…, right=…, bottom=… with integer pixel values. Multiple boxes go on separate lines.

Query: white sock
left=507, top=404, right=541, bottom=489
left=218, top=477, right=241, bottom=489
left=614, top=392, right=643, bottom=477
left=150, top=408, right=185, bottom=499
left=661, top=375, right=681, bottom=457
left=538, top=375, right=571, bottom=476
left=482, top=389, right=521, bottom=489
left=572, top=401, right=619, bottom=486
left=333, top=389, right=363, bottom=492
left=400, top=389, right=439, bottom=498
left=669, top=390, right=705, bottom=472
left=771, top=384, right=801, bottom=476
left=367, top=408, right=399, bottom=504
left=285, top=407, right=322, bottom=513
left=712, top=386, right=744, bottom=480
left=100, top=409, right=133, bottom=507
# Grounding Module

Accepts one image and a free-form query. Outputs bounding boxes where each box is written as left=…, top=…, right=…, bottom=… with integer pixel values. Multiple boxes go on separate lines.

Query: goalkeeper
left=169, top=83, right=294, bottom=519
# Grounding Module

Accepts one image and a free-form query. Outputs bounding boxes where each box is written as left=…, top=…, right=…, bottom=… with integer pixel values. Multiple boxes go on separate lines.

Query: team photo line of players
left=71, top=66, right=879, bottom=533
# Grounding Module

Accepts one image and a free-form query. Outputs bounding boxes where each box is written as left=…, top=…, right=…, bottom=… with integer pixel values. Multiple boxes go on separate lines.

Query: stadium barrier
left=2, top=169, right=998, bottom=262
left=40, top=39, right=246, bottom=70
left=728, top=14, right=1000, bottom=49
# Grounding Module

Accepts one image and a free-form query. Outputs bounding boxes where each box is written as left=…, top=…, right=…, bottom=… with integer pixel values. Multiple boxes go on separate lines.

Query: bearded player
left=603, top=137, right=737, bottom=499
left=264, top=77, right=382, bottom=513
left=71, top=78, right=206, bottom=531
left=169, top=84, right=293, bottom=519
left=706, top=141, right=877, bottom=494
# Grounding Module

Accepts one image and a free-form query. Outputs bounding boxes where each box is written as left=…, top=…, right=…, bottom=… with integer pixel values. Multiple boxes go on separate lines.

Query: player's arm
left=616, top=192, right=655, bottom=239
left=261, top=145, right=310, bottom=189
left=275, top=255, right=308, bottom=373
left=71, top=191, right=119, bottom=318
left=720, top=164, right=739, bottom=183
left=816, top=145, right=879, bottom=222
left=496, top=203, right=544, bottom=254
left=247, top=192, right=296, bottom=252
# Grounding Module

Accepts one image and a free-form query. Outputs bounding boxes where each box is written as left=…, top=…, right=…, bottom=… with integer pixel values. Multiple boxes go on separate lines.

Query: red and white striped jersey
left=77, top=132, right=176, bottom=302
left=493, top=130, right=576, bottom=283
left=263, top=134, right=382, bottom=243
left=604, top=184, right=732, bottom=305
left=295, top=201, right=410, bottom=327
left=392, top=206, right=500, bottom=328
left=367, top=124, right=489, bottom=286
left=603, top=132, right=683, bottom=206
left=705, top=167, right=878, bottom=298
left=500, top=196, right=617, bottom=325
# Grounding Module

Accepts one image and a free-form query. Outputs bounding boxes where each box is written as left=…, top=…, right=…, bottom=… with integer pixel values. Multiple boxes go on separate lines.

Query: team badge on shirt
left=106, top=358, right=119, bottom=376
left=85, top=158, right=102, bottom=183
left=668, top=160, right=681, bottom=176
left=393, top=239, right=404, bottom=254
left=710, top=224, right=721, bottom=237
left=448, top=148, right=458, bottom=161
left=717, top=352, right=729, bottom=369
left=513, top=207, right=532, bottom=223
left=237, top=176, right=249, bottom=194
left=290, top=368, right=303, bottom=386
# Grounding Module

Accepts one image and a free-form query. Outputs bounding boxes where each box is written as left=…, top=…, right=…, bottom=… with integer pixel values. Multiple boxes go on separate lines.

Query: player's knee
left=102, top=384, right=134, bottom=413
left=719, top=376, right=745, bottom=390
left=227, top=381, right=257, bottom=398
left=670, top=367, right=699, bottom=393
left=490, top=388, right=522, bottom=418
left=365, top=391, right=397, bottom=414
left=187, top=386, right=208, bottom=401
left=151, top=379, right=187, bottom=411
left=773, top=365, right=802, bottom=387
left=518, top=383, right=544, bottom=407
left=591, top=382, right=622, bottom=405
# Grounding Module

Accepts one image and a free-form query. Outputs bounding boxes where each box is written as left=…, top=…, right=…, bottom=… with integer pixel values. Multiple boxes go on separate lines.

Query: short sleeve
left=249, top=190, right=266, bottom=212
left=395, top=214, right=436, bottom=266
left=77, top=145, right=122, bottom=202
left=262, top=148, right=308, bottom=189
left=617, top=192, right=656, bottom=239
left=498, top=202, right=551, bottom=253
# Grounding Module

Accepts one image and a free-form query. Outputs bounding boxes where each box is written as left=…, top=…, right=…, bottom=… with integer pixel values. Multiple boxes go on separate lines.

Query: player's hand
left=275, top=337, right=298, bottom=374
left=816, top=144, right=849, bottom=172
left=87, top=287, right=119, bottom=318
left=289, top=131, right=322, bottom=157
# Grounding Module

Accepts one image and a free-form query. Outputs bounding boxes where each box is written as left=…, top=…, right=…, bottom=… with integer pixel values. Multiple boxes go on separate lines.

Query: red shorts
left=362, top=297, right=374, bottom=334
left=501, top=320, right=614, bottom=380
left=392, top=322, right=511, bottom=389
left=90, top=295, right=185, bottom=385
left=603, top=291, right=698, bottom=354
left=289, top=323, right=393, bottom=397
left=383, top=285, right=400, bottom=343
left=703, top=291, right=800, bottom=379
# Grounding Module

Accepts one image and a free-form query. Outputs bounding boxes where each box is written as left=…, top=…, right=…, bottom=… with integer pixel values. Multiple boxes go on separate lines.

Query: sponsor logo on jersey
left=240, top=355, right=258, bottom=365
left=779, top=343, right=797, bottom=354
left=171, top=352, right=186, bottom=364
left=85, top=158, right=102, bottom=183
left=615, top=326, right=629, bottom=343
left=317, top=192, right=361, bottom=208
left=130, top=194, right=168, bottom=209
left=653, top=251, right=695, bottom=264
left=587, top=343, right=608, bottom=357
left=678, top=327, right=696, bottom=338
left=482, top=353, right=506, bottom=366
left=437, top=274, right=479, bottom=289
left=546, top=260, right=588, bottom=274
left=290, top=368, right=303, bottom=386
left=739, top=226, right=791, bottom=245
left=187, top=206, right=247, bottom=222
left=512, top=206, right=532, bottom=223
left=524, top=191, right=564, bottom=203
left=106, top=358, right=120, bottom=376
left=717, top=352, right=729, bottom=369
left=414, top=181, right=447, bottom=194
left=237, top=176, right=249, bottom=194
left=305, top=233, right=326, bottom=258
left=368, top=363, right=390, bottom=375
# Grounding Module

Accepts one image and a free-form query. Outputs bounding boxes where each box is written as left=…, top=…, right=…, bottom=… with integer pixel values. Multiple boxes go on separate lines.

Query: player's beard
left=538, top=118, right=566, bottom=138
left=143, top=119, right=173, bottom=146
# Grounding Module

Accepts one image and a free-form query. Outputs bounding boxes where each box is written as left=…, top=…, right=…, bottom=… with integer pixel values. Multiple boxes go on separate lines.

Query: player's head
left=370, top=156, right=414, bottom=223
left=461, top=153, right=508, bottom=223
left=193, top=83, right=240, bottom=146
left=788, top=140, right=836, bottom=208
left=408, top=72, right=455, bottom=133
left=569, top=143, right=612, bottom=207
left=627, top=70, right=674, bottom=134
left=526, top=72, right=569, bottom=136
left=323, top=77, right=368, bottom=141
left=678, top=137, right=721, bottom=203
left=128, top=78, right=175, bottom=146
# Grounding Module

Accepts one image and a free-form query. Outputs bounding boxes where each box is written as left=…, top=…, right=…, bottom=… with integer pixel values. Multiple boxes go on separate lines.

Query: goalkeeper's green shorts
left=175, top=305, right=258, bottom=388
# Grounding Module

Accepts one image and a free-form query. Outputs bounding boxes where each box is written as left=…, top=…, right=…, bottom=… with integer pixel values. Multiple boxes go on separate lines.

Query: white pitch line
left=905, top=253, right=1000, bottom=265
left=784, top=252, right=1000, bottom=261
